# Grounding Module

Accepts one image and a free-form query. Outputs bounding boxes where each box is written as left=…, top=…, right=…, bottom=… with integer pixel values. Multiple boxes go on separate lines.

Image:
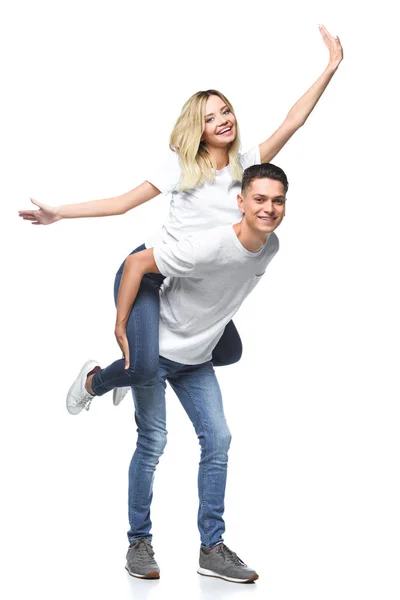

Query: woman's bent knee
left=125, top=362, right=159, bottom=386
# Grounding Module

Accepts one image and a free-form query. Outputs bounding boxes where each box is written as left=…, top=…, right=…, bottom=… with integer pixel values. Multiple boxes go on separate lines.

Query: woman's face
left=201, top=95, right=237, bottom=149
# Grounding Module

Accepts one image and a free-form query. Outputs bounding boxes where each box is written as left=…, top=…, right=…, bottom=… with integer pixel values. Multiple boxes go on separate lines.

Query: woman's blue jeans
left=128, top=356, right=231, bottom=549
left=91, top=244, right=242, bottom=396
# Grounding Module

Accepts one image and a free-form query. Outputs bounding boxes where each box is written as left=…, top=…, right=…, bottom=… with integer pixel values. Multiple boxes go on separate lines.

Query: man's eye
left=274, top=200, right=284, bottom=205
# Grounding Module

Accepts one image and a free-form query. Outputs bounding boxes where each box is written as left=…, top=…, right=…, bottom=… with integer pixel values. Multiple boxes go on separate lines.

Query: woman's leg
left=211, top=320, right=243, bottom=367
left=90, top=245, right=165, bottom=395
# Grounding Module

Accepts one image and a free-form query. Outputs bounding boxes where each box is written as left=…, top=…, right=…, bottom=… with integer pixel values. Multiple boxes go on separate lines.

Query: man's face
left=238, top=178, right=286, bottom=234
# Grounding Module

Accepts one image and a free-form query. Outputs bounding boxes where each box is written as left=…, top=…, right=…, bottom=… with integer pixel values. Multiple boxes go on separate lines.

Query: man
left=67, top=163, right=287, bottom=583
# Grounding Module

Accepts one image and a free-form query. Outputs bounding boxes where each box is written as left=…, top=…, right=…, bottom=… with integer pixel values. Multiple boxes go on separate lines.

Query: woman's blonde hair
left=169, top=89, right=242, bottom=191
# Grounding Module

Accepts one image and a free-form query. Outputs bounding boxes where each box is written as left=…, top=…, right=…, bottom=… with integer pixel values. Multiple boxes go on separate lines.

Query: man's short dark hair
left=241, top=163, right=289, bottom=195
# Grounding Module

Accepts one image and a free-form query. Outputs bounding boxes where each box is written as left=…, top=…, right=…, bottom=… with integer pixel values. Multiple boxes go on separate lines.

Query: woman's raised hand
left=319, top=24, right=343, bottom=71
left=18, top=198, right=61, bottom=225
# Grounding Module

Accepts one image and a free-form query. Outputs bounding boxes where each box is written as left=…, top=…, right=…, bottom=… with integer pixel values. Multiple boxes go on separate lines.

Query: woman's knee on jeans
left=125, top=358, right=159, bottom=386
left=225, top=340, right=242, bottom=365
left=212, top=338, right=242, bottom=366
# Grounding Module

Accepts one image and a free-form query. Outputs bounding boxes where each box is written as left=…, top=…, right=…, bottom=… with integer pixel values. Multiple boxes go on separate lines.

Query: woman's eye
left=206, top=117, right=214, bottom=123
left=223, top=109, right=230, bottom=114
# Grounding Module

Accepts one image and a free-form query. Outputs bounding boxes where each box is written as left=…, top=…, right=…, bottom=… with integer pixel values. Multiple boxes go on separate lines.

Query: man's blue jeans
left=128, top=356, right=231, bottom=550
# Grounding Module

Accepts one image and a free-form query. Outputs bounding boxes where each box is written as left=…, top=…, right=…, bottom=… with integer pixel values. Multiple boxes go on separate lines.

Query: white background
left=2, top=1, right=400, bottom=599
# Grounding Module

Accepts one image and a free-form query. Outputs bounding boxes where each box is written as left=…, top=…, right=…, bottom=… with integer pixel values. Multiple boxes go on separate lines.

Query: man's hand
left=115, top=323, right=130, bottom=369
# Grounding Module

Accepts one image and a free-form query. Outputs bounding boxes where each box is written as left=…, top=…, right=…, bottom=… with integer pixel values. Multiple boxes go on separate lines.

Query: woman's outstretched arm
left=18, top=180, right=161, bottom=225
left=259, top=24, right=343, bottom=163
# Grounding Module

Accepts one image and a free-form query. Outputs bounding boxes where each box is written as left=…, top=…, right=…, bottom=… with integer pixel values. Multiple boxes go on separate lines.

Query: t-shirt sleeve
left=160, top=227, right=228, bottom=279
left=239, top=146, right=261, bottom=170
left=145, top=152, right=182, bottom=195
left=153, top=238, right=196, bottom=277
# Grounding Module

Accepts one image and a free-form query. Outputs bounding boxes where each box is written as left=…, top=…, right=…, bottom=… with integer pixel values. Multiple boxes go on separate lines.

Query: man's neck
left=232, top=222, right=269, bottom=253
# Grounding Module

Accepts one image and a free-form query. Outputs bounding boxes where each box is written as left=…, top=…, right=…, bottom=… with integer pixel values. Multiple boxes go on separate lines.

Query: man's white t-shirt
left=153, top=225, right=279, bottom=365
left=146, top=146, right=261, bottom=247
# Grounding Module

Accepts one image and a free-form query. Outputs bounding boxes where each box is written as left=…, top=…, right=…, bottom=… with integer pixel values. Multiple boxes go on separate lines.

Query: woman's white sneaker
left=113, top=386, right=130, bottom=406
left=66, top=360, right=100, bottom=415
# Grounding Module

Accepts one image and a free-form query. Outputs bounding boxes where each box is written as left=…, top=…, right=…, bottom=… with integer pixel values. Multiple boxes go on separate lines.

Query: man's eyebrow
left=205, top=105, right=228, bottom=118
left=252, top=194, right=286, bottom=200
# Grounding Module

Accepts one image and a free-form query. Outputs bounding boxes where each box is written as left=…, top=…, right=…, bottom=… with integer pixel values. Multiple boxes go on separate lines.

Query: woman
left=19, top=25, right=343, bottom=412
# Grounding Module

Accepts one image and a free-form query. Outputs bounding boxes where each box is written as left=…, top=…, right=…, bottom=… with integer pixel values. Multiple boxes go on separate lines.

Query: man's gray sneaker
left=197, top=543, right=258, bottom=583
left=125, top=538, right=160, bottom=579
left=113, top=386, right=130, bottom=406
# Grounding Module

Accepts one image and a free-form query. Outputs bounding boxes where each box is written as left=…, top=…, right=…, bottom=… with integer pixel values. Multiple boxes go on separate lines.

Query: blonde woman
left=19, top=25, right=343, bottom=412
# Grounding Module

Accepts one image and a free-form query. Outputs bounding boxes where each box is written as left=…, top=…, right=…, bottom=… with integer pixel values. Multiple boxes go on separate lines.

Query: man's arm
left=115, top=249, right=160, bottom=368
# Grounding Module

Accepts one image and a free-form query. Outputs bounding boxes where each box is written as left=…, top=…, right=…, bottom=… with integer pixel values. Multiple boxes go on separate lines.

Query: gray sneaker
left=125, top=538, right=160, bottom=579
left=197, top=543, right=258, bottom=583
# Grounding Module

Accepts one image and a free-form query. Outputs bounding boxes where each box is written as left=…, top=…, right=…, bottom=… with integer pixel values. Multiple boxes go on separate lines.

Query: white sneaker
left=113, top=386, right=130, bottom=406
left=66, top=360, right=100, bottom=415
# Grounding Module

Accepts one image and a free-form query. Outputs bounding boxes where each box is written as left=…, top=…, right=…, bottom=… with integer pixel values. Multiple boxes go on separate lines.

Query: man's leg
left=167, top=360, right=258, bottom=583
left=167, top=361, right=231, bottom=549
left=128, top=375, right=167, bottom=543
left=125, top=366, right=167, bottom=579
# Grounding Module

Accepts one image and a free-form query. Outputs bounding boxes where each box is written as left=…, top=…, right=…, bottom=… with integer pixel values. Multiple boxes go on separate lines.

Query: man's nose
left=263, top=200, right=274, bottom=213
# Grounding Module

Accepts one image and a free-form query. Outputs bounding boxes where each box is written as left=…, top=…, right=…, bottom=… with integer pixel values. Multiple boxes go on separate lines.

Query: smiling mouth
left=217, top=127, right=232, bottom=135
left=258, top=216, right=276, bottom=221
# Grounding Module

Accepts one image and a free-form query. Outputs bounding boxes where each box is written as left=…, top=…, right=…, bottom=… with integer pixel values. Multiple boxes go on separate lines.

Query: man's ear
left=237, top=193, right=245, bottom=215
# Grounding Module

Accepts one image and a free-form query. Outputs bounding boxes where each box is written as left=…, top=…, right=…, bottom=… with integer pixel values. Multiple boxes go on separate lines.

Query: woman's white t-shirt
left=145, top=146, right=261, bottom=247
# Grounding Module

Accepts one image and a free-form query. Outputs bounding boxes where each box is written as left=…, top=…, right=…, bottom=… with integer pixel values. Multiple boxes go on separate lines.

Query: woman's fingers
left=115, top=328, right=130, bottom=370
left=30, top=197, right=43, bottom=208
left=319, top=24, right=343, bottom=65
left=121, top=336, right=130, bottom=370
left=124, top=347, right=130, bottom=369
left=18, top=212, right=37, bottom=220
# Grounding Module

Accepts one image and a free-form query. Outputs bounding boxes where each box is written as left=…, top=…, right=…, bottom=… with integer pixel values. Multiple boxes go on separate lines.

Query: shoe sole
left=197, top=567, right=258, bottom=583
left=66, top=360, right=99, bottom=415
left=125, top=566, right=160, bottom=579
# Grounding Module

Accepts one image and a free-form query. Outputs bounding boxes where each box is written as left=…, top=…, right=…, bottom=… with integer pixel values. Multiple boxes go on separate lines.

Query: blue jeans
left=128, top=356, right=231, bottom=549
left=91, top=244, right=242, bottom=396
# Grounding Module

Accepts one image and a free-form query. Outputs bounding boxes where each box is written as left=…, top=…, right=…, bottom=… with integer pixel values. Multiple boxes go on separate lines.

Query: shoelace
left=73, top=391, right=92, bottom=411
left=133, top=538, right=155, bottom=558
left=217, top=544, right=247, bottom=566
